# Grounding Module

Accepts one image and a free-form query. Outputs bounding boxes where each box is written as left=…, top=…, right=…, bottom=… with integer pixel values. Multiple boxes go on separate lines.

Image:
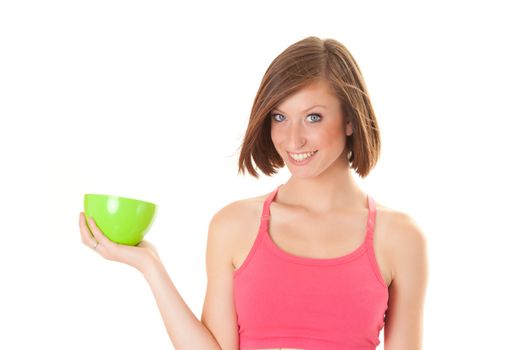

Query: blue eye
left=307, top=113, right=322, bottom=122
left=271, top=113, right=322, bottom=123
left=272, top=113, right=286, bottom=122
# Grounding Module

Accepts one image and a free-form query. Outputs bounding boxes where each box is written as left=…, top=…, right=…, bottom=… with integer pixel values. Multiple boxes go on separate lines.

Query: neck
left=278, top=167, right=367, bottom=213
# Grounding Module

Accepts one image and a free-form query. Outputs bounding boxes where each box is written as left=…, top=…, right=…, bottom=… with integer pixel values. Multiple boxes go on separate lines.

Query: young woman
left=79, top=36, right=428, bottom=350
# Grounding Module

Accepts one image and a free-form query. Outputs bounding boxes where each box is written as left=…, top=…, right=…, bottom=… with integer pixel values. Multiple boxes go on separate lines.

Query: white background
left=1, top=1, right=524, bottom=349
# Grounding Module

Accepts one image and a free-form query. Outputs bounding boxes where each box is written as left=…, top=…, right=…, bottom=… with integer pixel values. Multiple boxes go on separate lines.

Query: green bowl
left=84, top=194, right=157, bottom=246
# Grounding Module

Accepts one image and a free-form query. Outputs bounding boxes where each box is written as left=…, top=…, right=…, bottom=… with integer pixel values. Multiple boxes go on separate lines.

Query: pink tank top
left=233, top=185, right=389, bottom=350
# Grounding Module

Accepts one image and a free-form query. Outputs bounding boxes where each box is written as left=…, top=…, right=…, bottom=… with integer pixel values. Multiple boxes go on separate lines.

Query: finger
left=79, top=212, right=98, bottom=248
left=86, top=216, right=116, bottom=249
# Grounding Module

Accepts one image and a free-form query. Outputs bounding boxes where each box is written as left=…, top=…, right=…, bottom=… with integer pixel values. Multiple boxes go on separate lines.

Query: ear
left=345, top=118, right=353, bottom=136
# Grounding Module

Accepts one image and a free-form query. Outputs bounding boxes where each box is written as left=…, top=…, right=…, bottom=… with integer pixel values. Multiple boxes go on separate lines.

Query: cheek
left=317, top=127, right=345, bottom=146
left=270, top=127, right=284, bottom=145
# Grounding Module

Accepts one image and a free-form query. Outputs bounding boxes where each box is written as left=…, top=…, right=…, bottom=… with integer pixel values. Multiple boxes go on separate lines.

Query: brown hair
left=237, top=36, right=381, bottom=178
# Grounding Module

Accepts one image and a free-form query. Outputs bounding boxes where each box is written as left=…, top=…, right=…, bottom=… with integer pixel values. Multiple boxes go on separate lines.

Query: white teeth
left=289, top=151, right=316, bottom=161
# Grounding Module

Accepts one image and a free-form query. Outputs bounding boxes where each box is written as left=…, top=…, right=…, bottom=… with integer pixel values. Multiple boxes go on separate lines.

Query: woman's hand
left=79, top=212, right=160, bottom=272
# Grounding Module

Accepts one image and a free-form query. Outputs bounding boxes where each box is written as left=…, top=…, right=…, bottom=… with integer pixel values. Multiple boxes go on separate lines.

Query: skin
left=79, top=79, right=428, bottom=350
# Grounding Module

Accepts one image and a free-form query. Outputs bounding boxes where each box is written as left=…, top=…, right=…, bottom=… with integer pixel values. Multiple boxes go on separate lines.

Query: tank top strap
left=365, top=194, right=377, bottom=241
left=260, top=184, right=282, bottom=224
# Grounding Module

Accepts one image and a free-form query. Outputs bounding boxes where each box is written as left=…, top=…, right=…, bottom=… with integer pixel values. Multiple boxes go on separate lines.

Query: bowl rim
left=84, top=194, right=156, bottom=206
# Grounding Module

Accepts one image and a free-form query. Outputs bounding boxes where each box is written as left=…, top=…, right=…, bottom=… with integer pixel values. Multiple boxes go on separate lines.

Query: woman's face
left=270, top=79, right=353, bottom=178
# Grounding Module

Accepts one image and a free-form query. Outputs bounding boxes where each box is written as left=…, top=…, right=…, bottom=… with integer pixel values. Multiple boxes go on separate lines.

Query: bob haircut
left=237, top=36, right=381, bottom=178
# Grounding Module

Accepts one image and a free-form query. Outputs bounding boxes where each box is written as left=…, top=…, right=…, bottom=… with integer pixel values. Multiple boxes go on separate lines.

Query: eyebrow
left=272, top=104, right=327, bottom=114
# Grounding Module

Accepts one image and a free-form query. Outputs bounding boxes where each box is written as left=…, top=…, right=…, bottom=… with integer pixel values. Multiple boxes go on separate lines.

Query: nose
left=287, top=122, right=307, bottom=150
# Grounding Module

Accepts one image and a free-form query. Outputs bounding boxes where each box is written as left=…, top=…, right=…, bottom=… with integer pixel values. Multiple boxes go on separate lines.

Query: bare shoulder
left=374, top=201, right=428, bottom=278
left=207, top=193, right=266, bottom=268
left=210, top=194, right=264, bottom=228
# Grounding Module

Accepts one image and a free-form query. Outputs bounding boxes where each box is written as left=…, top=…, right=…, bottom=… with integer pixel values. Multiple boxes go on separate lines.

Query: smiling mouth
left=287, top=150, right=318, bottom=161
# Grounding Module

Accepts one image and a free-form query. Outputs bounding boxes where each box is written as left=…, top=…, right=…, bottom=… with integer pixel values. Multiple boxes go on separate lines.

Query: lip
left=287, top=150, right=318, bottom=155
left=287, top=150, right=318, bottom=166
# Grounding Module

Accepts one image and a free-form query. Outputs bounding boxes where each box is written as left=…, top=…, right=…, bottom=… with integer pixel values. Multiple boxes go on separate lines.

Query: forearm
left=140, top=257, right=221, bottom=350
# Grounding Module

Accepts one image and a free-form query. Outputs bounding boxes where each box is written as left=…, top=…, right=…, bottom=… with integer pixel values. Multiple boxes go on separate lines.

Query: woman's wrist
left=136, top=250, right=163, bottom=276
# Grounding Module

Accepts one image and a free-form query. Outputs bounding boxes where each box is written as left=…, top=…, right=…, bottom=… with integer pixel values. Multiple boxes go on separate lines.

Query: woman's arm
left=383, top=213, right=429, bottom=350
left=80, top=213, right=222, bottom=350
left=200, top=203, right=242, bottom=350
left=140, top=256, right=222, bottom=350
left=141, top=203, right=242, bottom=350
